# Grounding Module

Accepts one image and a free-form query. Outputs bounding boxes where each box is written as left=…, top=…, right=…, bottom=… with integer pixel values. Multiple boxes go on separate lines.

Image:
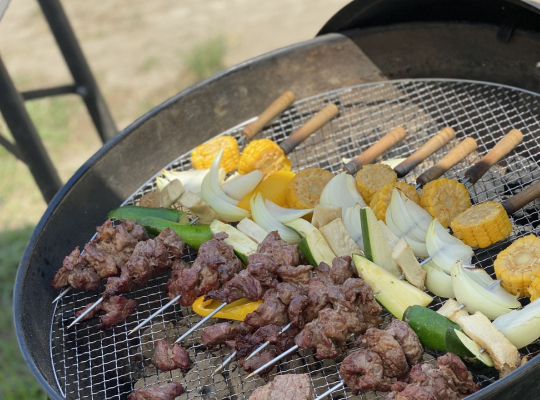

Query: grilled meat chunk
left=127, top=382, right=184, bottom=400
left=234, top=325, right=282, bottom=359
left=295, top=316, right=342, bottom=360
left=303, top=278, right=331, bottom=323
left=385, top=385, right=438, bottom=400
left=385, top=318, right=423, bottom=366
left=317, top=256, right=356, bottom=286
left=276, top=264, right=312, bottom=285
left=257, top=231, right=300, bottom=267
left=52, top=247, right=100, bottom=291
left=288, top=295, right=310, bottom=329
left=276, top=282, right=307, bottom=305
left=75, top=295, right=137, bottom=328
left=151, top=339, right=191, bottom=372
left=201, top=322, right=252, bottom=347
left=156, top=228, right=185, bottom=259
left=340, top=349, right=392, bottom=394
left=204, top=270, right=264, bottom=304
left=248, top=252, right=280, bottom=274
left=437, top=353, right=480, bottom=396
left=248, top=374, right=315, bottom=400
left=407, top=364, right=460, bottom=400
left=244, top=289, right=289, bottom=328
left=247, top=263, right=280, bottom=288
left=241, top=349, right=277, bottom=379
left=342, top=278, right=382, bottom=329
left=359, top=328, right=409, bottom=380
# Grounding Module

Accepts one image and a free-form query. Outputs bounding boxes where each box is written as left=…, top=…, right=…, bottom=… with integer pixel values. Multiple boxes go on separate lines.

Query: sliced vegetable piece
left=420, top=178, right=471, bottom=228
left=427, top=218, right=473, bottom=274
left=360, top=207, right=401, bottom=276
left=237, top=218, right=268, bottom=244
left=353, top=254, right=433, bottom=320
left=210, top=220, right=258, bottom=264
left=320, top=172, right=367, bottom=214
left=370, top=181, right=420, bottom=222
left=404, top=305, right=461, bottom=351
left=191, top=135, right=240, bottom=173
left=238, top=170, right=296, bottom=211
left=264, top=199, right=313, bottom=223
left=437, top=299, right=519, bottom=375
left=286, top=167, right=334, bottom=209
left=161, top=169, right=208, bottom=195
left=251, top=193, right=300, bottom=244
left=179, top=191, right=217, bottom=225
left=160, top=179, right=185, bottom=208
left=355, top=163, right=397, bottom=205
left=192, top=297, right=263, bottom=321
left=378, top=220, right=400, bottom=250
left=238, top=138, right=291, bottom=178
left=391, top=238, right=426, bottom=290
left=422, top=260, right=454, bottom=299
left=312, top=204, right=342, bottom=229
left=320, top=218, right=362, bottom=257
left=222, top=170, right=264, bottom=201
left=343, top=204, right=363, bottom=250
left=493, top=298, right=540, bottom=349
left=137, top=216, right=213, bottom=250
left=108, top=206, right=189, bottom=224
left=449, top=329, right=494, bottom=367
left=284, top=218, right=317, bottom=239
left=299, top=230, right=336, bottom=268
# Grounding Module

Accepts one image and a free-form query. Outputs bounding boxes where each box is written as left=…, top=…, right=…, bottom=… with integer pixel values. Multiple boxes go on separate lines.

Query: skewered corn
left=494, top=234, right=540, bottom=297
left=420, top=178, right=471, bottom=228
left=451, top=201, right=512, bottom=248
left=355, top=163, right=397, bottom=204
left=370, top=181, right=421, bottom=221
left=191, top=135, right=240, bottom=173
left=237, top=138, right=291, bottom=179
left=286, top=168, right=334, bottom=209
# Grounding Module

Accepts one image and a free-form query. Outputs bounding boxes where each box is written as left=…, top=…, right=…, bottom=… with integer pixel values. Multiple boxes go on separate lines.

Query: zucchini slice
left=210, top=220, right=258, bottom=264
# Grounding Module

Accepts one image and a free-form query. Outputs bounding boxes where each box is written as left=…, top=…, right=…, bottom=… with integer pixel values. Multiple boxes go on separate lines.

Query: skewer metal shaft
left=53, top=287, right=72, bottom=303
left=245, top=344, right=299, bottom=379
left=68, top=297, right=104, bottom=328
left=175, top=302, right=228, bottom=343
left=245, top=322, right=293, bottom=362
left=420, top=257, right=432, bottom=266
left=314, top=381, right=345, bottom=400
left=129, top=295, right=180, bottom=335
left=213, top=351, right=237, bottom=375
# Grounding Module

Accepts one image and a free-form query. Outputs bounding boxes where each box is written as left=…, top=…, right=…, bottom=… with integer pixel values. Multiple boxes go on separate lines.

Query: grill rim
left=16, top=77, right=540, bottom=400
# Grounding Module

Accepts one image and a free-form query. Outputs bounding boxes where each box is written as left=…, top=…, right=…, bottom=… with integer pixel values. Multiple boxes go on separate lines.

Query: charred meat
left=340, top=349, right=392, bottom=393
left=204, top=270, right=264, bottom=304
left=276, top=264, right=312, bottom=285
left=150, top=339, right=191, bottom=372
left=201, top=322, right=253, bottom=347
left=75, top=295, right=137, bottom=329
left=358, top=328, right=409, bottom=380
left=127, top=382, right=184, bottom=400
left=385, top=318, right=423, bottom=366
left=242, top=349, right=277, bottom=379
left=244, top=289, right=289, bottom=328
left=257, top=231, right=300, bottom=267
left=248, top=374, right=315, bottom=400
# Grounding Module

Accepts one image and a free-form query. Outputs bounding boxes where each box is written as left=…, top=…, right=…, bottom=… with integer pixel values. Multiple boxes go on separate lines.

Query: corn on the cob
left=370, top=181, right=421, bottom=221
left=529, top=278, right=540, bottom=301
left=355, top=163, right=397, bottom=204
left=191, top=135, right=240, bottom=173
left=494, top=234, right=540, bottom=297
left=286, top=168, right=333, bottom=209
left=451, top=201, right=512, bottom=248
left=420, top=178, right=471, bottom=228
left=237, top=138, right=291, bottom=179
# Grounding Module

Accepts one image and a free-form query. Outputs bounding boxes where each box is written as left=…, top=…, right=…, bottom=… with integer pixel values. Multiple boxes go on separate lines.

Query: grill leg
left=0, top=56, right=62, bottom=203
left=37, top=0, right=118, bottom=143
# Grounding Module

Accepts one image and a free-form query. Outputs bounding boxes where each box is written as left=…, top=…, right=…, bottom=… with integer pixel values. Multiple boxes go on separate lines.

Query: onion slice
left=320, top=172, right=367, bottom=216
left=200, top=150, right=250, bottom=222
left=264, top=199, right=313, bottom=223
left=422, top=260, right=454, bottom=299
left=493, top=299, right=540, bottom=349
left=222, top=170, right=264, bottom=201
left=343, top=204, right=364, bottom=250
left=251, top=193, right=301, bottom=244
left=427, top=219, right=473, bottom=274
left=161, top=169, right=208, bottom=195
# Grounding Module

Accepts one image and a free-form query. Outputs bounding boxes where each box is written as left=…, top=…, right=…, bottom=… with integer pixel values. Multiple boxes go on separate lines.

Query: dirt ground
left=0, top=0, right=350, bottom=228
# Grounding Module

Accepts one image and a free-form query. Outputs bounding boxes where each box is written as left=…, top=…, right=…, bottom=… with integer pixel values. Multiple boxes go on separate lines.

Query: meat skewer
left=67, top=227, right=185, bottom=328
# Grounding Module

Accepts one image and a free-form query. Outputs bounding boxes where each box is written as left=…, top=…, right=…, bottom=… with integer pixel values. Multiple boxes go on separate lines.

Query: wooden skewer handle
left=394, top=127, right=456, bottom=178
left=242, top=91, right=296, bottom=140
left=343, top=126, right=407, bottom=175
left=464, top=129, right=523, bottom=184
left=502, top=180, right=540, bottom=215
left=279, top=103, right=339, bottom=155
left=416, top=137, right=477, bottom=187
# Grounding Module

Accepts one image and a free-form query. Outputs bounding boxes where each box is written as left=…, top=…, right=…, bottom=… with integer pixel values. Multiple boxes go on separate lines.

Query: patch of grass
left=0, top=226, right=47, bottom=400
left=184, top=35, right=226, bottom=81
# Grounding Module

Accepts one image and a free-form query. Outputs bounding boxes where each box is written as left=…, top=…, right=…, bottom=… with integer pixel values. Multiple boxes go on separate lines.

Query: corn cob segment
left=451, top=201, right=512, bottom=248
left=286, top=168, right=334, bottom=209
left=237, top=138, right=291, bottom=179
left=494, top=234, right=540, bottom=297
left=369, top=181, right=421, bottom=221
left=191, top=135, right=240, bottom=173
left=420, top=178, right=471, bottom=228
left=355, top=163, right=398, bottom=204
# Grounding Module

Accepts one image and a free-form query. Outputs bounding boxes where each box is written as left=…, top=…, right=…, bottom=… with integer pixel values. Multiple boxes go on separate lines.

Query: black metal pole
left=0, top=56, right=62, bottom=203
left=37, top=0, right=117, bottom=143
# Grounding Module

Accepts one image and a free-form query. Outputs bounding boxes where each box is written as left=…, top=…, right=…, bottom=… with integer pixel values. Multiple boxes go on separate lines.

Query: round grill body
left=14, top=4, right=540, bottom=399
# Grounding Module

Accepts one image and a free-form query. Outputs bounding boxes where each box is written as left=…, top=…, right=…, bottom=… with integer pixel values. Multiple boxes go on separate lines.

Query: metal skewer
left=245, top=345, right=299, bottom=379
left=175, top=302, right=228, bottom=343
left=313, top=382, right=345, bottom=400
left=129, top=295, right=180, bottom=335
left=67, top=297, right=104, bottom=328
left=52, top=287, right=72, bottom=303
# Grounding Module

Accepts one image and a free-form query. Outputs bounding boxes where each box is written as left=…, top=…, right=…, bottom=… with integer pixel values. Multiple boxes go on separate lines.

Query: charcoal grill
left=14, top=1, right=540, bottom=399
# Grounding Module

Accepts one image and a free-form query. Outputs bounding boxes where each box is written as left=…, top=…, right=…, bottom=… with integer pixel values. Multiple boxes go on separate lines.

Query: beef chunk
left=295, top=318, right=340, bottom=360
left=53, top=247, right=101, bottom=291
left=385, top=318, right=424, bottom=366
left=303, top=278, right=331, bottom=322
left=127, top=382, right=184, bottom=400
left=241, top=349, right=277, bottom=379
left=205, top=270, right=264, bottom=304
left=156, top=228, right=184, bottom=259
left=244, top=289, right=289, bottom=328
left=201, top=322, right=252, bottom=347
left=385, top=385, right=438, bottom=400
left=105, top=264, right=135, bottom=296
left=257, top=231, right=300, bottom=267
left=276, top=265, right=312, bottom=285
left=248, top=374, right=315, bottom=400
left=330, top=256, right=356, bottom=285
left=342, top=278, right=382, bottom=329
left=75, top=295, right=137, bottom=328
left=151, top=339, right=191, bottom=372
left=408, top=363, right=460, bottom=400
left=126, top=239, right=170, bottom=285
left=235, top=325, right=282, bottom=359
left=247, top=263, right=279, bottom=288
left=288, top=295, right=310, bottom=329
left=437, top=353, right=480, bottom=396
left=248, top=253, right=280, bottom=274
left=276, top=282, right=307, bottom=306
left=359, top=328, right=409, bottom=380
left=340, top=349, right=392, bottom=394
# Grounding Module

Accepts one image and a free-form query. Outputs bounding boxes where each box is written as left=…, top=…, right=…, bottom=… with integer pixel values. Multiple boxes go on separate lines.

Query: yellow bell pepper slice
left=192, top=296, right=263, bottom=321
left=238, top=170, right=296, bottom=211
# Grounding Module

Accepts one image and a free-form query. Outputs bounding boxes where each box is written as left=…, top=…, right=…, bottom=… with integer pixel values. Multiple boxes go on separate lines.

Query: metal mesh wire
left=51, top=79, right=540, bottom=400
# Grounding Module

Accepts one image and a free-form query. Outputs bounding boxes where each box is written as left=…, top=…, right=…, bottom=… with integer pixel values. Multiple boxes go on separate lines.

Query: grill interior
left=51, top=79, right=540, bottom=400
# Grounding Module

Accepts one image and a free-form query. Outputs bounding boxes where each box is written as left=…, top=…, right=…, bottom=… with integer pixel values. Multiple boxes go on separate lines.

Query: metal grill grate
left=51, top=79, right=540, bottom=400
